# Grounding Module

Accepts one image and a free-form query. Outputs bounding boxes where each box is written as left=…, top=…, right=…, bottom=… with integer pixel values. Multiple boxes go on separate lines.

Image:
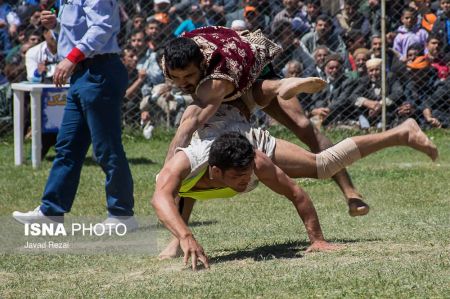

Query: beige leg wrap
left=316, top=138, right=361, bottom=179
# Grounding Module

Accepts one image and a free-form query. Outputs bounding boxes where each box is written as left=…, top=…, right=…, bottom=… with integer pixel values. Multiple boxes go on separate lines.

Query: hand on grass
left=180, top=234, right=210, bottom=271
left=306, top=240, right=342, bottom=253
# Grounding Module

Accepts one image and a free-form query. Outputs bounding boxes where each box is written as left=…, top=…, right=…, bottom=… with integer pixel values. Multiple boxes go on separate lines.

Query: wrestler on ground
left=162, top=26, right=370, bottom=216
left=152, top=105, right=438, bottom=268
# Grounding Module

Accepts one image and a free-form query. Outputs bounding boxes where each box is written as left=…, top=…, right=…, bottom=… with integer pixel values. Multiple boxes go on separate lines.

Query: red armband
left=66, top=47, right=85, bottom=64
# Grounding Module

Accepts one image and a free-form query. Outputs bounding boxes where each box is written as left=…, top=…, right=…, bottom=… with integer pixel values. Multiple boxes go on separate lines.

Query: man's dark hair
left=427, top=33, right=442, bottom=43
left=208, top=132, right=255, bottom=172
left=130, top=29, right=145, bottom=37
left=164, top=37, right=204, bottom=70
left=316, top=14, right=332, bottom=26
left=402, top=7, right=417, bottom=18
left=407, top=43, right=424, bottom=54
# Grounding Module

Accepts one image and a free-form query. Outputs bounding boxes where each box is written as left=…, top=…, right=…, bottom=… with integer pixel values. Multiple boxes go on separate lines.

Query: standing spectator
left=145, top=20, right=162, bottom=47
left=13, top=0, right=137, bottom=228
left=335, top=0, right=370, bottom=37
left=174, top=5, right=207, bottom=37
left=431, top=0, right=450, bottom=52
left=301, top=14, right=347, bottom=60
left=393, top=7, right=429, bottom=60
left=25, top=28, right=58, bottom=83
left=148, top=0, right=178, bottom=34
left=272, top=0, right=310, bottom=37
left=168, top=0, right=199, bottom=20
left=199, top=0, right=227, bottom=26
left=243, top=5, right=269, bottom=33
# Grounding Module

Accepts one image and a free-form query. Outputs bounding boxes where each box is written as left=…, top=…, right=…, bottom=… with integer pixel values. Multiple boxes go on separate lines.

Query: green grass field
left=1, top=127, right=449, bottom=298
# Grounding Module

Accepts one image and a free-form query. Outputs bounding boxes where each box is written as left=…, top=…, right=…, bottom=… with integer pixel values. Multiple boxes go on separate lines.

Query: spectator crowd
left=1, top=0, right=449, bottom=137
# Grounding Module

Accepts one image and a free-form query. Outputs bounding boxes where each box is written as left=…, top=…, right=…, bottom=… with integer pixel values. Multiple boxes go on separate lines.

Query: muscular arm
left=164, top=79, right=234, bottom=164
left=253, top=150, right=326, bottom=245
left=152, top=152, right=193, bottom=239
left=152, top=152, right=210, bottom=269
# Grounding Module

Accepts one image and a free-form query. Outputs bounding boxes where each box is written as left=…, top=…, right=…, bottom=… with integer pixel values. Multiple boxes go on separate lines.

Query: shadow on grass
left=212, top=240, right=310, bottom=263
left=212, top=237, right=383, bottom=263
left=45, top=156, right=157, bottom=165
left=137, top=220, right=219, bottom=231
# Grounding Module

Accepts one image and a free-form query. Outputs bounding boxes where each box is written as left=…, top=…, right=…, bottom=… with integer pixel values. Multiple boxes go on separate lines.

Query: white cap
left=231, top=20, right=247, bottom=31
left=154, top=0, right=170, bottom=4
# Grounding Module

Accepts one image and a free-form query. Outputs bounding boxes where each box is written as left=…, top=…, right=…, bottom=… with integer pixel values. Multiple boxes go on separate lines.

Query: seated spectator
left=174, top=5, right=207, bottom=37
left=5, top=24, right=28, bottom=64
left=425, top=34, right=449, bottom=80
left=121, top=46, right=146, bottom=125
left=395, top=55, right=438, bottom=126
left=199, top=0, right=227, bottom=26
left=351, top=58, right=403, bottom=128
left=370, top=34, right=402, bottom=73
left=335, top=0, right=370, bottom=37
left=406, top=43, right=424, bottom=64
left=301, top=14, right=347, bottom=60
left=283, top=59, right=303, bottom=78
left=304, top=45, right=329, bottom=78
left=342, top=30, right=368, bottom=73
left=25, top=28, right=58, bottom=83
left=423, top=74, right=450, bottom=128
left=271, top=0, right=310, bottom=37
left=431, top=0, right=450, bottom=52
left=309, top=54, right=356, bottom=126
left=140, top=82, right=193, bottom=136
left=393, top=7, right=429, bottom=60
left=346, top=48, right=370, bottom=79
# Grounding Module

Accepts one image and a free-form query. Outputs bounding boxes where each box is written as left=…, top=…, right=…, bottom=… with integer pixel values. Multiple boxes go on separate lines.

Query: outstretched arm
left=254, top=150, right=339, bottom=252
left=164, top=79, right=234, bottom=164
left=151, top=152, right=210, bottom=270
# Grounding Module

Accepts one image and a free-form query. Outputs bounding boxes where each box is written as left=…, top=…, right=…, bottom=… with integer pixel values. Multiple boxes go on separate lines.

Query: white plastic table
left=12, top=83, right=69, bottom=169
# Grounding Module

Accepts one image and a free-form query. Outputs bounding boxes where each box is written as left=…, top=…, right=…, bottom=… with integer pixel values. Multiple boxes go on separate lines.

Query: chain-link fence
left=1, top=0, right=449, bottom=138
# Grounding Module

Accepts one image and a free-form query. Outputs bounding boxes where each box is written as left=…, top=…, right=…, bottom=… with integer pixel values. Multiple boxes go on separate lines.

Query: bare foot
left=347, top=198, right=370, bottom=217
left=399, top=119, right=439, bottom=161
left=277, top=77, right=327, bottom=100
left=158, top=238, right=183, bottom=260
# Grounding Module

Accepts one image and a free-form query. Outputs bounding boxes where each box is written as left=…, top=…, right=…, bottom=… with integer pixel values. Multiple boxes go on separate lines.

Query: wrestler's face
left=168, top=63, right=202, bottom=94
left=220, top=165, right=254, bottom=193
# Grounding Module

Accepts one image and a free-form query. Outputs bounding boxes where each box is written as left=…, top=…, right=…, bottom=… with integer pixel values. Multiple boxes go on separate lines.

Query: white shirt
left=25, top=41, right=59, bottom=83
